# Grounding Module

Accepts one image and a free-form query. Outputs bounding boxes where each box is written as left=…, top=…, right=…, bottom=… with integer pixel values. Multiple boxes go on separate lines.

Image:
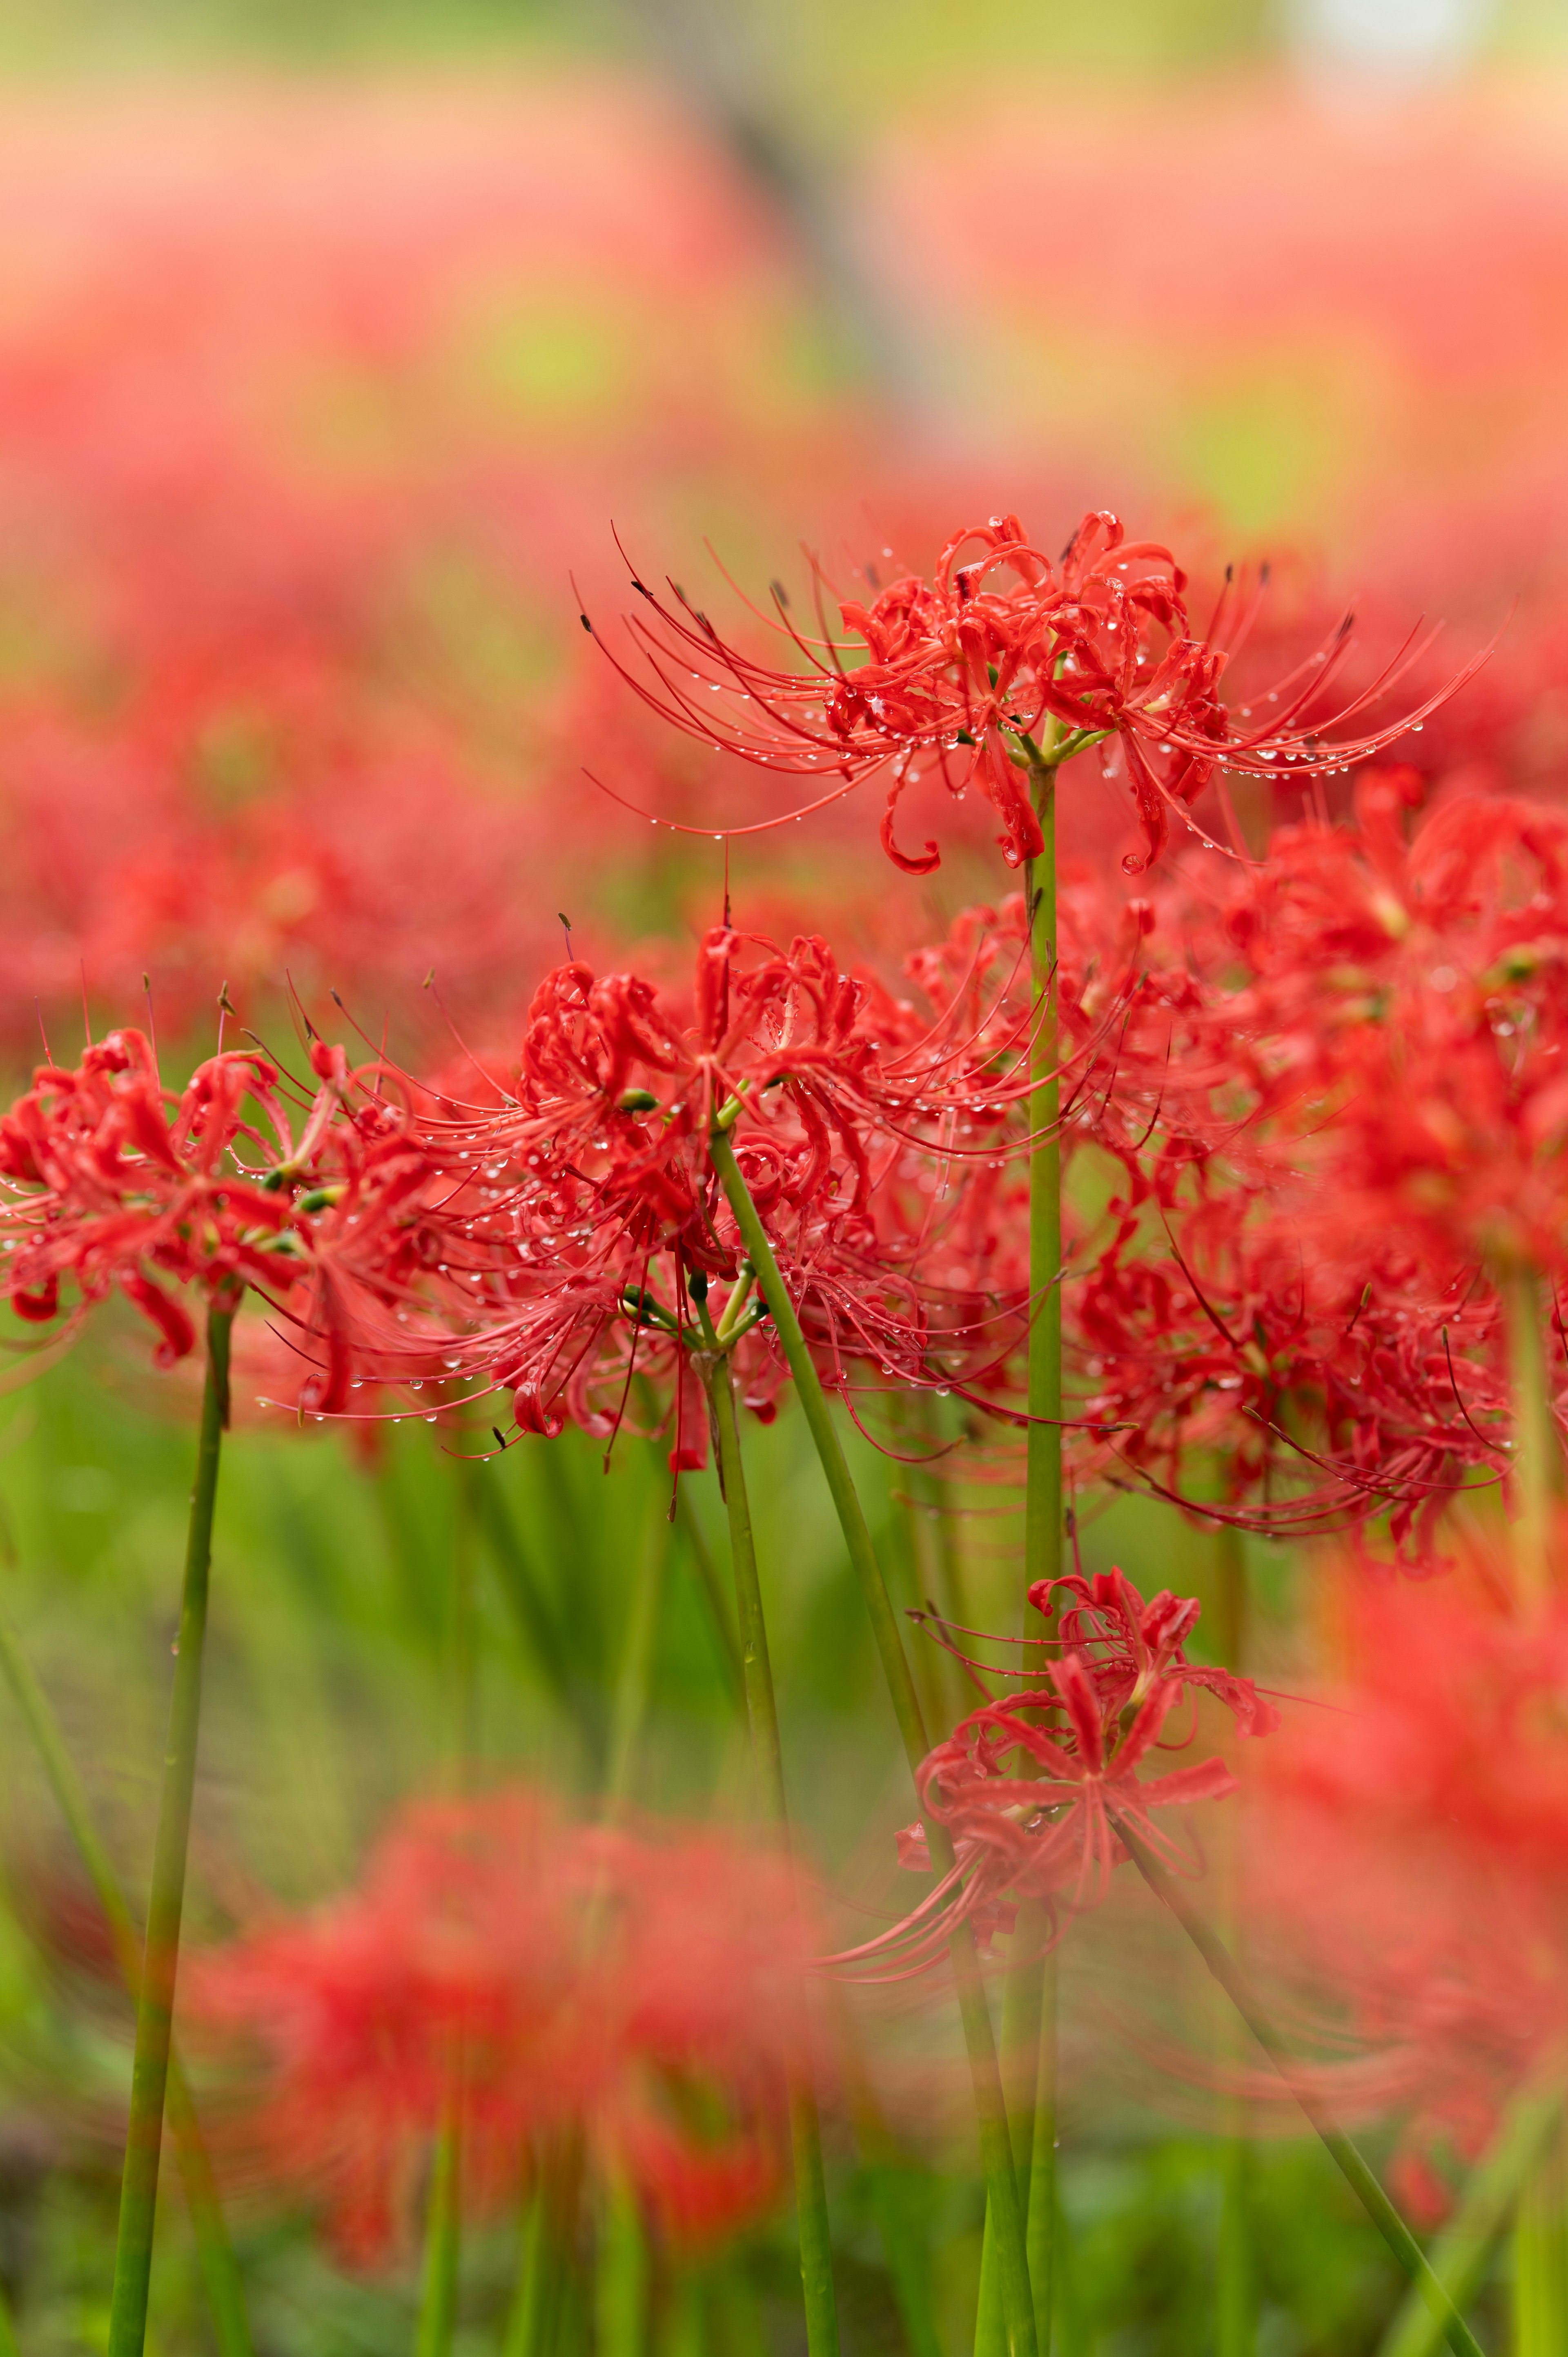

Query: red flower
left=0, top=1022, right=445, bottom=1416
left=828, top=1568, right=1273, bottom=1978
left=1212, top=780, right=1568, bottom=1282
left=1241, top=1561, right=1568, bottom=2218
left=189, top=1788, right=816, bottom=2261
left=389, top=921, right=1042, bottom=1459
left=1068, top=1150, right=1513, bottom=1555
left=586, top=512, right=1481, bottom=875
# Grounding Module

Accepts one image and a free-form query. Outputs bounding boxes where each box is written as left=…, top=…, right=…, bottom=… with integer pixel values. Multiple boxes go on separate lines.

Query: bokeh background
left=0, top=2, right=1564, bottom=2352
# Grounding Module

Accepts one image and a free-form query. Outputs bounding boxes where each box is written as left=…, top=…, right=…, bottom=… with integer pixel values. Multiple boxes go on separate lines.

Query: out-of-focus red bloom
left=829, top=1568, right=1273, bottom=1979
left=587, top=511, right=1479, bottom=876
left=1242, top=1561, right=1568, bottom=2218
left=1209, top=778, right=1568, bottom=1284
left=0, top=1022, right=445, bottom=1415
left=189, top=1787, right=815, bottom=2261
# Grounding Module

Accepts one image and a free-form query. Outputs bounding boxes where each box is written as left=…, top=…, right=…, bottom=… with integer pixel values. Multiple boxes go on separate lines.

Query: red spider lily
left=377, top=920, right=1055, bottom=1458
left=0, top=1022, right=445, bottom=1415
left=826, top=1568, right=1273, bottom=1980
left=584, top=511, right=1482, bottom=876
left=1205, top=778, right=1568, bottom=1284
left=187, top=1787, right=816, bottom=2261
left=1066, top=1151, right=1514, bottom=1555
left=1239, top=1560, right=1568, bottom=2221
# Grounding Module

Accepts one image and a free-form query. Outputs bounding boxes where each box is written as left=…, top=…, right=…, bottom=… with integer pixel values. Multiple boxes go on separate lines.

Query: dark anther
left=630, top=577, right=650, bottom=596
left=579, top=612, right=592, bottom=632
left=1260, top=561, right=1272, bottom=586
left=770, top=578, right=790, bottom=608
left=331, top=989, right=345, bottom=1008
left=865, top=560, right=880, bottom=589
left=1224, top=563, right=1234, bottom=583
left=491, top=1427, right=508, bottom=1453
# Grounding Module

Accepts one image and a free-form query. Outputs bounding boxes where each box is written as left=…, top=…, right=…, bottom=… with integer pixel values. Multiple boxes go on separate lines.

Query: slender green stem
left=414, top=2113, right=462, bottom=2357
left=1026, top=1945, right=1059, bottom=2357
left=1512, top=2098, right=1568, bottom=2357
left=977, top=747, right=1064, bottom=2354
left=673, top=1488, right=745, bottom=1708
left=1118, top=1820, right=1488, bottom=2357
left=595, top=2173, right=649, bottom=2357
left=107, top=1303, right=233, bottom=2357
left=977, top=1928, right=1045, bottom=2357
left=835, top=1992, right=944, bottom=2357
left=415, top=1471, right=481, bottom=2357
left=1504, top=1264, right=1557, bottom=1602
left=0, top=1612, right=253, bottom=2357
left=708, top=1135, right=1036, bottom=2357
left=708, top=1130, right=929, bottom=1775
left=705, top=1350, right=839, bottom=2356
left=1376, top=2069, right=1561, bottom=2357
left=501, top=2188, right=552, bottom=2357
left=1022, top=754, right=1063, bottom=1595
left=602, top=1504, right=670, bottom=1820
left=1212, top=1521, right=1254, bottom=2357
left=470, top=1469, right=605, bottom=1770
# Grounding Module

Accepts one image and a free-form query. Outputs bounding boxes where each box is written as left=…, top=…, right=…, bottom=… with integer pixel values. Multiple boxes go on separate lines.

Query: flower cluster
left=588, top=511, right=1479, bottom=874
left=829, top=1568, right=1275, bottom=1979
left=375, top=920, right=1049, bottom=1459
left=189, top=1788, right=815, bottom=2259
left=0, top=1025, right=441, bottom=1415
left=1241, top=1562, right=1568, bottom=2219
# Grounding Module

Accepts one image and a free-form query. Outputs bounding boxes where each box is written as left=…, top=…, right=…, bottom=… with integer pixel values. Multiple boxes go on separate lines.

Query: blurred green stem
left=1118, top=1819, right=1487, bottom=2357
left=673, top=1487, right=744, bottom=1708
left=708, top=1135, right=1036, bottom=2357
left=0, top=1611, right=252, bottom=2357
left=501, top=2189, right=551, bottom=2357
left=1376, top=2069, right=1560, bottom=2357
left=1505, top=1264, right=1557, bottom=1602
left=415, top=1444, right=485, bottom=2357
left=703, top=1342, right=839, bottom=2356
left=1027, top=1945, right=1059, bottom=2357
left=1022, top=748, right=1063, bottom=1596
left=978, top=745, right=1064, bottom=2353
left=414, top=2110, right=462, bottom=2357
left=1512, top=2099, right=1568, bottom=2357
left=596, top=2172, right=649, bottom=2357
left=107, top=1302, right=233, bottom=2357
left=603, top=1500, right=671, bottom=1820
left=1213, top=1523, right=1254, bottom=2357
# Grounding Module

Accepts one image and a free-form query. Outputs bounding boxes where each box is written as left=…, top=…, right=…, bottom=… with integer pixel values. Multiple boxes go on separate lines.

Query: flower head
left=0, top=1021, right=443, bottom=1415
left=828, top=1567, right=1274, bottom=1979
left=389, top=921, right=1042, bottom=1458
left=1242, top=1562, right=1568, bottom=2217
left=190, top=1787, right=816, bottom=2260
left=586, top=513, right=1481, bottom=875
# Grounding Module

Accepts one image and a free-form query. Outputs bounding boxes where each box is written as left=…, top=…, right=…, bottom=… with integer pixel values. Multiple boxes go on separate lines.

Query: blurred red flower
left=189, top=1788, right=816, bottom=2260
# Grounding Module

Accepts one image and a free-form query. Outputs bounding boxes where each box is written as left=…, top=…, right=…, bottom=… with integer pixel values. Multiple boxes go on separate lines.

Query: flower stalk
left=708, top=1132, right=1038, bottom=2357
left=699, top=1289, right=840, bottom=2357
left=1116, top=1817, right=1488, bottom=2357
left=107, top=1302, right=234, bottom=2357
left=0, top=1611, right=253, bottom=2357
left=981, top=733, right=1065, bottom=2354
left=1376, top=2068, right=1562, bottom=2357
left=1504, top=1264, right=1557, bottom=1603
